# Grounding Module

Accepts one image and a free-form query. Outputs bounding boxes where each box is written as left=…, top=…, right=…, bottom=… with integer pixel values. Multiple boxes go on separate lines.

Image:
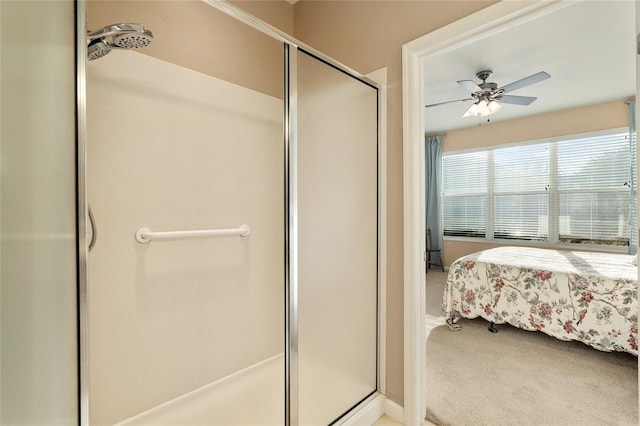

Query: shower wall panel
left=87, top=51, right=283, bottom=425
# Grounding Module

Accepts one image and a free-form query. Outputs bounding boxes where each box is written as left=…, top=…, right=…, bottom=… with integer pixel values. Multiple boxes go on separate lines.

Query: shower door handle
left=88, top=204, right=97, bottom=252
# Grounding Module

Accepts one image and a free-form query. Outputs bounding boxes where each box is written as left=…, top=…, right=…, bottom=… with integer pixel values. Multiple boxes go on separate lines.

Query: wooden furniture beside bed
left=425, top=229, right=444, bottom=272
left=442, top=246, right=638, bottom=356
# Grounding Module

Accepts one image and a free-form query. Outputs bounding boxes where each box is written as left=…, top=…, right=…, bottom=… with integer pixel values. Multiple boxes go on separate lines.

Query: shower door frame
left=75, top=0, right=385, bottom=424
left=76, top=0, right=90, bottom=423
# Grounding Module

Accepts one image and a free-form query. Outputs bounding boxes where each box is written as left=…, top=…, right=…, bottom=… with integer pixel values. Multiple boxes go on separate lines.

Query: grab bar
left=135, top=224, right=250, bottom=244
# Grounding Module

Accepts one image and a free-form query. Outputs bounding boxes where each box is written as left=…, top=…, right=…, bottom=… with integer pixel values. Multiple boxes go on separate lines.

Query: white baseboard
left=340, top=393, right=385, bottom=425
left=339, top=394, right=404, bottom=426
left=384, top=398, right=404, bottom=424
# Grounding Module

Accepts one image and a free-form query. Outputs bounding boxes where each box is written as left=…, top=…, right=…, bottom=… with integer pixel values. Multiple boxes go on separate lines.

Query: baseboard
left=340, top=393, right=385, bottom=425
left=339, top=394, right=405, bottom=425
left=384, top=398, right=404, bottom=424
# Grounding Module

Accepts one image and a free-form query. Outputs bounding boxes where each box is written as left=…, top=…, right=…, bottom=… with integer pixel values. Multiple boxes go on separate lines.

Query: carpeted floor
left=425, top=270, right=638, bottom=426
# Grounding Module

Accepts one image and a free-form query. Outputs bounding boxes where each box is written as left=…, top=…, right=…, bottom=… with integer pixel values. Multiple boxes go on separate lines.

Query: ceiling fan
left=425, top=70, right=551, bottom=117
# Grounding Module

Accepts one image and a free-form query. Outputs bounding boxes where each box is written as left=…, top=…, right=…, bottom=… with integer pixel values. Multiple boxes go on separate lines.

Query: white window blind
left=557, top=133, right=631, bottom=245
left=441, top=130, right=634, bottom=247
left=442, top=152, right=487, bottom=237
left=493, top=144, right=550, bottom=241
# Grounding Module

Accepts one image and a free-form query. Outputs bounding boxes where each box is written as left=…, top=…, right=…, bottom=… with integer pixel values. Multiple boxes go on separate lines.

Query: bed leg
left=488, top=322, right=498, bottom=333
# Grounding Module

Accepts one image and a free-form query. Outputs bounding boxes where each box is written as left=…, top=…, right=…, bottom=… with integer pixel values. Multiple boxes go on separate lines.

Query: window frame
left=442, top=127, right=633, bottom=253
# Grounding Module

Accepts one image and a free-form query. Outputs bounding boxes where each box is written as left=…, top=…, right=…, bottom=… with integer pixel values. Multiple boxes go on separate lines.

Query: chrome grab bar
left=135, top=224, right=250, bottom=244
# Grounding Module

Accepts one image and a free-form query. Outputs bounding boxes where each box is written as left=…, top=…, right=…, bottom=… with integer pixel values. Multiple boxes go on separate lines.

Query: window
left=442, top=152, right=487, bottom=238
left=442, top=129, right=634, bottom=247
left=493, top=144, right=550, bottom=241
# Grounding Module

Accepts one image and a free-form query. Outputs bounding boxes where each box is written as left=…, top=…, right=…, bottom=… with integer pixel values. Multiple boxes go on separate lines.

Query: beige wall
left=293, top=0, right=497, bottom=405
left=87, top=0, right=293, bottom=98
left=233, top=0, right=294, bottom=34
left=443, top=99, right=630, bottom=152
left=443, top=98, right=631, bottom=265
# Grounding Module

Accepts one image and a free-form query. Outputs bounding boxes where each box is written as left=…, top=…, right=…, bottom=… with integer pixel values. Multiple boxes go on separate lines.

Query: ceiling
left=423, top=1, right=636, bottom=134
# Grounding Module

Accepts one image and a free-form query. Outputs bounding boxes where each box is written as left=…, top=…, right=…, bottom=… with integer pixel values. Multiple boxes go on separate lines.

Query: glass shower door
left=296, top=49, right=379, bottom=425
left=1, top=0, right=78, bottom=424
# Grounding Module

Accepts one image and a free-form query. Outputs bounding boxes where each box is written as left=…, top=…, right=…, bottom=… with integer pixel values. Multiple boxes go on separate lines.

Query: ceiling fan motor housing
left=476, top=70, right=493, bottom=82
left=473, top=82, right=502, bottom=102
left=473, top=70, right=499, bottom=100
left=479, top=82, right=497, bottom=91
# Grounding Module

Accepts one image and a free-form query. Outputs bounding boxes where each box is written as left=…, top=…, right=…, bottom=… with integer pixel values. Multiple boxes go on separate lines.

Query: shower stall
left=79, top=1, right=381, bottom=424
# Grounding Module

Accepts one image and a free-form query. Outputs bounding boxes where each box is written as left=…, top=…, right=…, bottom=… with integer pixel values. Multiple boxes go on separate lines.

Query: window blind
left=441, top=130, right=633, bottom=247
left=442, top=196, right=486, bottom=237
left=557, top=134, right=630, bottom=190
left=493, top=144, right=550, bottom=240
left=557, top=133, right=631, bottom=245
left=442, top=152, right=488, bottom=193
left=493, top=144, right=550, bottom=192
left=442, top=152, right=487, bottom=237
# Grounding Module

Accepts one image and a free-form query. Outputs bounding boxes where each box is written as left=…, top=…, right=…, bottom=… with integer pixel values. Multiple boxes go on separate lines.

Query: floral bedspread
left=443, top=246, right=638, bottom=355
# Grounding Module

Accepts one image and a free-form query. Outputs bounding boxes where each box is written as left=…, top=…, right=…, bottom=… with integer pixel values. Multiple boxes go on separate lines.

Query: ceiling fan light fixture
left=462, top=99, right=502, bottom=118
left=487, top=100, right=502, bottom=114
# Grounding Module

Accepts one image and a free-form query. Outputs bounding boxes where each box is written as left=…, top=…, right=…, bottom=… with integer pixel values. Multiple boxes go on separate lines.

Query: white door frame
left=401, top=1, right=580, bottom=424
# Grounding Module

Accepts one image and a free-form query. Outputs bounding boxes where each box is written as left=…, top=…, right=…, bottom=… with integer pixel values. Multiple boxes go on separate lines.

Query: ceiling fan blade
left=499, top=71, right=550, bottom=94
left=457, top=80, right=482, bottom=94
left=498, top=95, right=538, bottom=106
left=425, top=98, right=474, bottom=108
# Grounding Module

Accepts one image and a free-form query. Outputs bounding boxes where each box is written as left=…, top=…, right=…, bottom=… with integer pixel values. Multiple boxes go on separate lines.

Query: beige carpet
left=425, top=270, right=638, bottom=426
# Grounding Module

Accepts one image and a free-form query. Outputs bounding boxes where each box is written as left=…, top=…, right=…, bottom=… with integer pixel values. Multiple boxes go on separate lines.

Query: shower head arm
left=98, top=44, right=135, bottom=51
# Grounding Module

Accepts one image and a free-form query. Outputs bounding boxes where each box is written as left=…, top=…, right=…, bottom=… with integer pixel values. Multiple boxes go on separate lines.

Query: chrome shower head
left=87, top=23, right=154, bottom=61
left=113, top=31, right=154, bottom=49
left=87, top=39, right=112, bottom=61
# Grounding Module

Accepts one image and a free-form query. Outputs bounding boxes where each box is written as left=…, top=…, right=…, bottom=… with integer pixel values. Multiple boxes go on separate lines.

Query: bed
left=442, top=246, right=638, bottom=356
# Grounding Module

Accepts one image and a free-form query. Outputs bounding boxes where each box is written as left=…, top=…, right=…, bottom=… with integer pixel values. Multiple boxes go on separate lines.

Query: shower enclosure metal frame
left=75, top=0, right=383, bottom=424
left=76, top=0, right=90, bottom=423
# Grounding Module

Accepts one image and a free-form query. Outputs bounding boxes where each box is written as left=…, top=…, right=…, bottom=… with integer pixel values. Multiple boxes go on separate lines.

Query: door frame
left=401, top=1, right=586, bottom=424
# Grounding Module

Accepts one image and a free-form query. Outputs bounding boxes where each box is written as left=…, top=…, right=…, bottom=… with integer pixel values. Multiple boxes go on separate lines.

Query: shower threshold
left=115, top=353, right=284, bottom=426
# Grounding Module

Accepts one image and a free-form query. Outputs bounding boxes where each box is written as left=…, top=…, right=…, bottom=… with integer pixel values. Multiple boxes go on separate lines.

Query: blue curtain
left=629, top=100, right=637, bottom=255
left=425, top=135, right=443, bottom=255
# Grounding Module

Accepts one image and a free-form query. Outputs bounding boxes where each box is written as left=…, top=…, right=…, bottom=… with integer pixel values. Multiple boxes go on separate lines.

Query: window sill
left=443, top=235, right=630, bottom=254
